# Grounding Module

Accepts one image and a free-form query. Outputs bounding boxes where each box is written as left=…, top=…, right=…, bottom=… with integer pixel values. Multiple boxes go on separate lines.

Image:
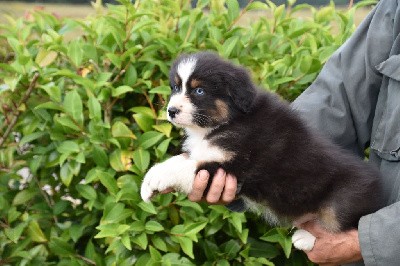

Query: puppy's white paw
left=292, top=229, right=316, bottom=251
left=140, top=165, right=163, bottom=202
left=140, top=155, right=197, bottom=202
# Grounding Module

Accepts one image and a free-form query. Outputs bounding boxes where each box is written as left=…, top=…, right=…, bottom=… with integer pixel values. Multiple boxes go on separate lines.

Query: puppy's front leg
left=140, top=154, right=197, bottom=202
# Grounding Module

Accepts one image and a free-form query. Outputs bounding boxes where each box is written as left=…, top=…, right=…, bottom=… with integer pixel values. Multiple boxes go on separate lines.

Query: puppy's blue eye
left=172, top=85, right=180, bottom=93
left=195, top=88, right=205, bottom=95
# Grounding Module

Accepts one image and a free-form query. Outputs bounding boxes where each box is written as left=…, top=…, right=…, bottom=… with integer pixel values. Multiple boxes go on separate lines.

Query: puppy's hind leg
left=292, top=229, right=316, bottom=251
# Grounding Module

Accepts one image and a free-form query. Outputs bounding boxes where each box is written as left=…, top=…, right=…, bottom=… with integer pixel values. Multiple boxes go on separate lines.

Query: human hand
left=297, top=221, right=362, bottom=266
left=187, top=168, right=237, bottom=204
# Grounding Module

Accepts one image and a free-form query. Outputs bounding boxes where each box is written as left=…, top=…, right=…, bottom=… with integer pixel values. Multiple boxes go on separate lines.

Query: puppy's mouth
left=167, top=107, right=194, bottom=127
left=167, top=106, right=215, bottom=128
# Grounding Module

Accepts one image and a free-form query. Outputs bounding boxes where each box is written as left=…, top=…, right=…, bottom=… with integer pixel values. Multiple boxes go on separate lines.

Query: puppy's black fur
left=170, top=52, right=383, bottom=231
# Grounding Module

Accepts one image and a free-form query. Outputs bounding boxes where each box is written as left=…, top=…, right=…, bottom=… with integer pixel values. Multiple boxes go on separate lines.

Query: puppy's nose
left=168, top=107, right=180, bottom=119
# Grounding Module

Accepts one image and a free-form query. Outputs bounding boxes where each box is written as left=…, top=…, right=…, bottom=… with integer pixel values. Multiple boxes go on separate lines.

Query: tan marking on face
left=318, top=207, right=340, bottom=232
left=174, top=75, right=181, bottom=86
left=190, top=79, right=201, bottom=88
left=214, top=99, right=229, bottom=120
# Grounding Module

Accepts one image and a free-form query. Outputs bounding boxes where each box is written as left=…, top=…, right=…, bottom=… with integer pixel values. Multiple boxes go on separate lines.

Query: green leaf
left=5, top=223, right=27, bottom=243
left=130, top=220, right=145, bottom=232
left=274, top=4, right=285, bottom=20
left=149, top=86, right=171, bottom=95
left=300, top=55, right=312, bottom=73
left=123, top=64, right=138, bottom=86
left=226, top=0, right=240, bottom=23
left=248, top=238, right=280, bottom=259
left=151, top=235, right=168, bottom=252
left=138, top=131, right=164, bottom=149
left=60, top=162, right=74, bottom=187
left=112, top=121, right=136, bottom=139
left=178, top=236, right=194, bottom=259
left=176, top=200, right=203, bottom=213
left=39, top=84, right=62, bottom=102
left=109, top=149, right=132, bottom=172
left=155, top=138, right=172, bottom=159
left=57, top=140, right=80, bottom=154
left=99, top=172, right=118, bottom=196
left=68, top=40, right=83, bottom=66
left=260, top=228, right=292, bottom=258
left=84, top=240, right=97, bottom=261
left=88, top=96, right=102, bottom=120
left=184, top=221, right=207, bottom=235
left=49, top=238, right=75, bottom=257
left=121, top=233, right=132, bottom=250
left=70, top=224, right=85, bottom=242
left=112, top=85, right=134, bottom=97
left=133, top=113, right=154, bottom=132
left=246, top=1, right=270, bottom=11
left=27, top=220, right=47, bottom=243
left=222, top=36, right=239, bottom=58
left=222, top=240, right=241, bottom=259
left=54, top=115, right=81, bottom=132
left=137, top=201, right=157, bottom=215
left=153, top=123, right=172, bottom=137
left=102, top=203, right=128, bottom=224
left=64, top=90, right=84, bottom=126
left=76, top=184, right=97, bottom=201
left=133, top=148, right=150, bottom=173
left=12, top=190, right=36, bottom=206
left=272, top=77, right=295, bottom=87
left=7, top=37, right=22, bottom=53
left=132, top=232, right=148, bottom=250
left=19, top=131, right=47, bottom=146
left=7, top=207, right=21, bottom=223
left=35, top=102, right=64, bottom=111
left=130, top=106, right=157, bottom=118
left=92, top=145, right=109, bottom=167
left=229, top=212, right=243, bottom=233
left=145, top=221, right=164, bottom=232
left=35, top=49, right=58, bottom=67
left=95, top=223, right=130, bottom=238
left=149, top=245, right=162, bottom=262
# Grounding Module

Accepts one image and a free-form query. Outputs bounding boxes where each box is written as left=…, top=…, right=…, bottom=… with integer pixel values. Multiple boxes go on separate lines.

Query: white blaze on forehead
left=177, top=56, right=197, bottom=93
left=167, top=56, right=198, bottom=126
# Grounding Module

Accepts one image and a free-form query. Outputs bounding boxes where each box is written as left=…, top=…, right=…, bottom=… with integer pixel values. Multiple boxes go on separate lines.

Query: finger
left=188, top=170, right=210, bottom=202
left=206, top=168, right=227, bottom=203
left=221, top=174, right=237, bottom=203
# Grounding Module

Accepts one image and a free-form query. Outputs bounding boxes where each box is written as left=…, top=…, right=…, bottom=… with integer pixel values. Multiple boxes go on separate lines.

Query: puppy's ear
left=226, top=67, right=257, bottom=113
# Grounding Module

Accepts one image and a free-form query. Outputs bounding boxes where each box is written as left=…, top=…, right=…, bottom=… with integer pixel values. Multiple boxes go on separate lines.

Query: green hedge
left=0, top=0, right=375, bottom=265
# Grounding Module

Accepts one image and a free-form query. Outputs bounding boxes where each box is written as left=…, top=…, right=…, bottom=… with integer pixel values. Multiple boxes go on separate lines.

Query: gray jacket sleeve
left=292, top=1, right=400, bottom=265
left=292, top=0, right=394, bottom=156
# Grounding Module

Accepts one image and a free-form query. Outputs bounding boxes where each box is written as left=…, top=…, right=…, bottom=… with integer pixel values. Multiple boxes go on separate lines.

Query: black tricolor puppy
left=141, top=52, right=384, bottom=251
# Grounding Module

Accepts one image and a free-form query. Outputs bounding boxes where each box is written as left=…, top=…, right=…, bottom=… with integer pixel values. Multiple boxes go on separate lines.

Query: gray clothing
left=292, top=0, right=400, bottom=265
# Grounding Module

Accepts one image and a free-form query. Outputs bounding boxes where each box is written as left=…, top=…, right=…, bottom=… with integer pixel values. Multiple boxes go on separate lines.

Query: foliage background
left=0, top=0, right=366, bottom=6
left=0, top=0, right=375, bottom=265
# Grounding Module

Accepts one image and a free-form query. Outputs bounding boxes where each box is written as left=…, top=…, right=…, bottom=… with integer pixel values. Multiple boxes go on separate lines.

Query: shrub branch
left=0, top=72, right=40, bottom=148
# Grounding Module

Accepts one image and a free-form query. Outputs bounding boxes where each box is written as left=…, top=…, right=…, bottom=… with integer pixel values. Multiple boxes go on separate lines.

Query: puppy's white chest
left=183, top=128, right=232, bottom=163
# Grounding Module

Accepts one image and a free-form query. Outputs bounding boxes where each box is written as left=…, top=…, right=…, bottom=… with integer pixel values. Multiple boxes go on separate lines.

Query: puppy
left=140, top=52, right=384, bottom=251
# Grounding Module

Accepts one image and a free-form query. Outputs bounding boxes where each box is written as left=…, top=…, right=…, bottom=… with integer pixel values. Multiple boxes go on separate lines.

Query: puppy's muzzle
left=168, top=107, right=180, bottom=119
